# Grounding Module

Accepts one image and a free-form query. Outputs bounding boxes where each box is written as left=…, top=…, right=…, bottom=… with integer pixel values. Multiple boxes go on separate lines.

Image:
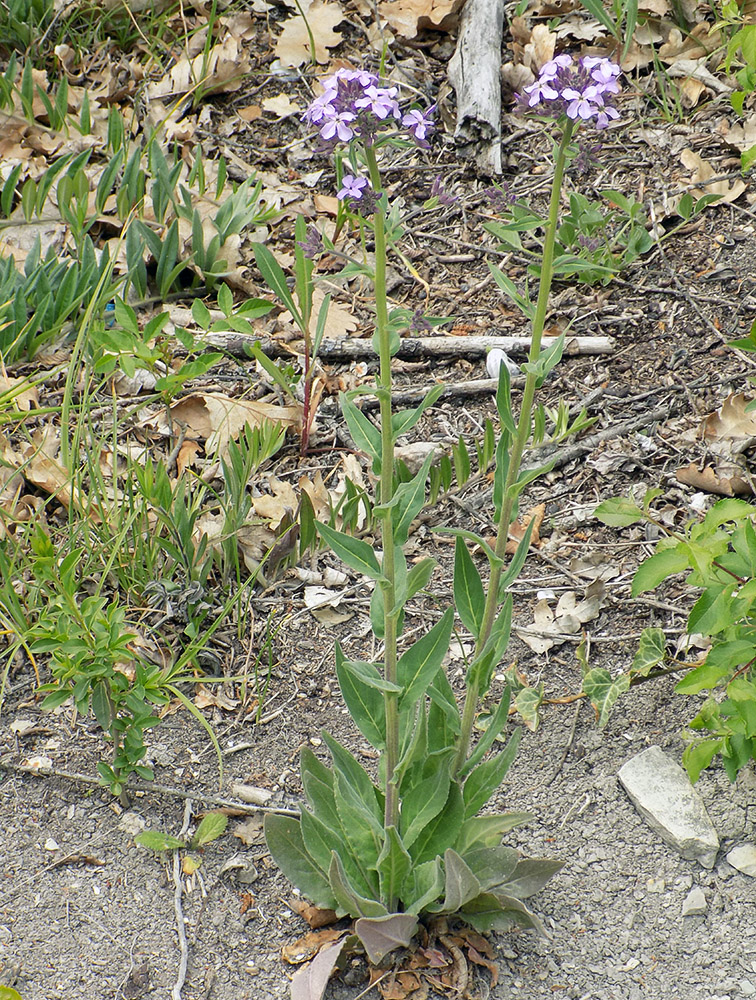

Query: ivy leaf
left=631, top=628, right=666, bottom=676
left=582, top=667, right=630, bottom=727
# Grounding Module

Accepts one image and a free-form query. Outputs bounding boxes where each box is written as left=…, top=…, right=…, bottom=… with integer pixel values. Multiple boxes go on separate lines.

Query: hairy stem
left=365, top=148, right=400, bottom=873
left=454, top=121, right=576, bottom=774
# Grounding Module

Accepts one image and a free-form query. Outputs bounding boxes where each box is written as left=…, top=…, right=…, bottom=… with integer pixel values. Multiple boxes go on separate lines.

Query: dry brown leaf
left=281, top=927, right=344, bottom=964
left=522, top=23, right=558, bottom=73
left=194, top=684, right=239, bottom=711
left=0, top=375, right=38, bottom=411
left=176, top=439, right=202, bottom=477
left=251, top=476, right=299, bottom=527
left=518, top=581, right=606, bottom=654
left=237, top=104, right=263, bottom=122
left=659, top=23, right=720, bottom=63
left=232, top=815, right=265, bottom=845
left=274, top=1, right=344, bottom=66
left=379, top=0, right=463, bottom=37
left=262, top=94, right=302, bottom=118
left=703, top=393, right=756, bottom=451
left=720, top=115, right=756, bottom=154
left=675, top=462, right=751, bottom=496
left=299, top=471, right=331, bottom=520
left=505, top=502, right=545, bottom=555
left=148, top=392, right=301, bottom=454
left=679, top=149, right=747, bottom=204
left=290, top=899, right=339, bottom=929
left=146, top=33, right=250, bottom=99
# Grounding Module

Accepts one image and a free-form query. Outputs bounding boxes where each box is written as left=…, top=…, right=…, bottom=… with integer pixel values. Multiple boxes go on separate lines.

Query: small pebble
left=682, top=887, right=707, bottom=916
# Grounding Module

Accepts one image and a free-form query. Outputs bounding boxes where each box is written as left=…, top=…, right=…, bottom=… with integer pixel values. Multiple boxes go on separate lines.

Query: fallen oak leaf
left=274, top=1, right=345, bottom=66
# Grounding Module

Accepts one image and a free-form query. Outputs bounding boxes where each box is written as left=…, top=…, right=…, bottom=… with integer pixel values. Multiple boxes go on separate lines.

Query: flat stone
left=726, top=844, right=756, bottom=877
left=682, top=887, right=707, bottom=916
left=618, top=746, right=720, bottom=868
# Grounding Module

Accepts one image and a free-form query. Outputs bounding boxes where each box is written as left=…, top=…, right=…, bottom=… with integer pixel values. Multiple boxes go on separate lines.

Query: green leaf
left=323, top=730, right=383, bottom=823
left=460, top=891, right=547, bottom=934
left=498, top=519, right=535, bottom=596
left=353, top=912, right=418, bottom=965
left=390, top=383, right=445, bottom=438
left=91, top=680, right=112, bottom=730
left=688, top=587, right=735, bottom=636
left=402, top=857, right=445, bottom=914
left=454, top=537, right=485, bottom=639
left=435, top=849, right=482, bottom=912
left=328, top=853, right=387, bottom=919
left=455, top=812, right=533, bottom=853
left=632, top=547, right=689, bottom=596
left=377, top=826, right=412, bottom=907
left=582, top=668, right=630, bottom=727
left=301, top=807, right=343, bottom=875
left=340, top=393, right=382, bottom=471
left=502, top=858, right=565, bottom=899
left=0, top=988, right=24, bottom=1000
left=252, top=242, right=302, bottom=327
left=397, top=608, right=455, bottom=712
left=594, top=498, right=644, bottom=527
left=462, top=729, right=521, bottom=819
left=514, top=684, right=544, bottom=731
left=682, top=739, right=723, bottom=783
left=458, top=687, right=511, bottom=779
left=410, top=782, right=464, bottom=864
left=335, top=646, right=387, bottom=749
left=135, top=831, right=185, bottom=852
left=191, top=812, right=228, bottom=847
left=389, top=450, right=435, bottom=545
left=405, top=557, right=437, bottom=600
left=400, top=751, right=454, bottom=849
left=316, top=522, right=383, bottom=579
left=264, top=814, right=337, bottom=909
left=340, top=657, right=402, bottom=693
left=462, top=845, right=519, bottom=891
left=631, top=628, right=666, bottom=676
left=427, top=670, right=462, bottom=743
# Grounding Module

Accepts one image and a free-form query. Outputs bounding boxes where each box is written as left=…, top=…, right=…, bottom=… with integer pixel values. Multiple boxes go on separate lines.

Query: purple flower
left=484, top=183, right=516, bottom=212
left=514, top=52, right=621, bottom=129
left=337, top=174, right=368, bottom=201
left=296, top=224, right=323, bottom=259
left=409, top=307, right=432, bottom=333
left=355, top=84, right=400, bottom=120
left=430, top=176, right=457, bottom=206
left=403, top=106, right=435, bottom=144
left=320, top=112, right=356, bottom=142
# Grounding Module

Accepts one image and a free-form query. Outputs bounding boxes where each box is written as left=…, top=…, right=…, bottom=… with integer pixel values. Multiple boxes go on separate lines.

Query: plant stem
left=454, top=120, right=576, bottom=774
left=365, top=148, right=400, bottom=856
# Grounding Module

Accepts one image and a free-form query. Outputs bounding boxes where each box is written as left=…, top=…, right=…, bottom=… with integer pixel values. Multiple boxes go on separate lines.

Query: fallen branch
left=205, top=331, right=615, bottom=360
left=448, top=0, right=507, bottom=174
left=171, top=799, right=193, bottom=1000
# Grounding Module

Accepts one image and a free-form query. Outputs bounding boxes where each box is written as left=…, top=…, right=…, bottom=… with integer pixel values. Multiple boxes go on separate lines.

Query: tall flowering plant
left=265, top=58, right=620, bottom=977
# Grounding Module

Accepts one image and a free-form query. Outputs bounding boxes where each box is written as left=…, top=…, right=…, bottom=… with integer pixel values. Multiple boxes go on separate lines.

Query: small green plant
left=136, top=811, right=228, bottom=855
left=724, top=20, right=756, bottom=171
left=595, top=491, right=756, bottom=782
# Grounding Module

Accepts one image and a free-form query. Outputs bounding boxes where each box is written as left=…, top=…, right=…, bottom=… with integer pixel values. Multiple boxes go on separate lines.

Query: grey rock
left=682, top=887, right=707, bottom=916
left=726, top=844, right=756, bottom=877
left=618, top=745, right=720, bottom=868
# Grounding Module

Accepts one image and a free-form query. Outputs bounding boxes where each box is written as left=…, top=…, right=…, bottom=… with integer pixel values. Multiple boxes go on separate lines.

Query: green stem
left=365, top=147, right=400, bottom=855
left=454, top=120, right=576, bottom=774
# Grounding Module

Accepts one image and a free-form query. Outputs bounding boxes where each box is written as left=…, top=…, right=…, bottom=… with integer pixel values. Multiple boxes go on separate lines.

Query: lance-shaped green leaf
left=390, top=383, right=445, bottom=438
left=387, top=450, right=436, bottom=546
left=252, top=242, right=302, bottom=327
left=335, top=646, right=387, bottom=749
left=410, top=781, right=464, bottom=865
left=462, top=728, right=521, bottom=819
left=458, top=686, right=511, bottom=779
left=316, top=521, right=383, bottom=579
left=377, top=826, right=412, bottom=907
left=135, top=831, right=185, bottom=852
left=399, top=749, right=454, bottom=849
left=301, top=747, right=338, bottom=820
left=405, top=557, right=436, bottom=601
left=594, top=497, right=644, bottom=527
left=332, top=781, right=382, bottom=896
left=430, top=849, right=481, bottom=913
left=502, top=858, right=565, bottom=899
left=498, top=520, right=536, bottom=598
left=462, top=845, right=519, bottom=891
left=264, top=815, right=337, bottom=909
left=454, top=536, right=485, bottom=639
left=340, top=657, right=402, bottom=694
left=354, top=913, right=418, bottom=965
left=323, top=730, right=384, bottom=821
left=340, top=393, right=382, bottom=471
left=455, top=812, right=533, bottom=853
left=436, top=528, right=502, bottom=571
left=427, top=670, right=462, bottom=743
left=403, top=857, right=445, bottom=914
left=492, top=432, right=511, bottom=521
left=397, top=608, right=455, bottom=712
left=582, top=667, right=630, bottom=727
left=460, top=891, right=546, bottom=934
left=328, top=853, right=387, bottom=919
left=467, top=597, right=512, bottom=694
left=301, top=807, right=343, bottom=876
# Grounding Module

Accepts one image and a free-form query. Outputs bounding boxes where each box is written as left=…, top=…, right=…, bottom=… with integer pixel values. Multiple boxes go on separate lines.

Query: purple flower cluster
left=303, top=68, right=435, bottom=148
left=517, top=54, right=621, bottom=129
